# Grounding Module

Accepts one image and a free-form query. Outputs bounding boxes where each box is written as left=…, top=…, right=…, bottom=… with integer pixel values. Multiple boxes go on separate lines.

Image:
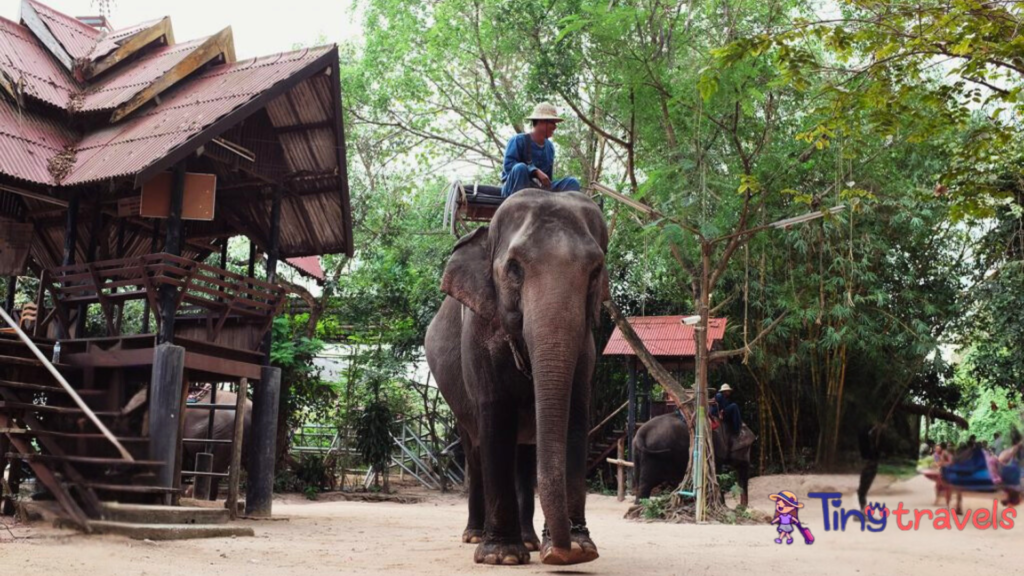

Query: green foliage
left=640, top=495, right=670, bottom=520
left=355, top=392, right=396, bottom=489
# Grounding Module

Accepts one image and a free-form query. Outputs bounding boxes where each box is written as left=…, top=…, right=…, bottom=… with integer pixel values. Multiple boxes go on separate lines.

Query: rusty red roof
left=0, top=15, right=79, bottom=108
left=603, top=316, right=728, bottom=358
left=63, top=46, right=334, bottom=186
left=286, top=257, right=325, bottom=282
left=27, top=0, right=101, bottom=60
left=0, top=0, right=353, bottom=259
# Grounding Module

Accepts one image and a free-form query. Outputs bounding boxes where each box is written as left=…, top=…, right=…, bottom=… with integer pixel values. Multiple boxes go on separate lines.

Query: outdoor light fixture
left=682, top=315, right=700, bottom=326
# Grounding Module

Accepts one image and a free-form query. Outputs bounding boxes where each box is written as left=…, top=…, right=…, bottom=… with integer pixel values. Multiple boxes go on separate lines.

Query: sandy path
left=0, top=474, right=1020, bottom=575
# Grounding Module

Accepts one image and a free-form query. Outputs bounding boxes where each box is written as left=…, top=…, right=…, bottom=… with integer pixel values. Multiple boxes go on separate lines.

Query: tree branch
left=709, top=311, right=789, bottom=361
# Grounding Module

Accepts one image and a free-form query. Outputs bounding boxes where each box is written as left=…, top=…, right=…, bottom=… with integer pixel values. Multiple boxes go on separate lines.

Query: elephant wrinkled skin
left=425, top=190, right=609, bottom=566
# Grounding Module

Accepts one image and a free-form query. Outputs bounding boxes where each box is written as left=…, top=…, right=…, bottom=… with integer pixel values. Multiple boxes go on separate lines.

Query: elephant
left=425, top=189, right=609, bottom=566
left=632, top=410, right=753, bottom=507
left=181, top=391, right=252, bottom=500
left=121, top=387, right=252, bottom=499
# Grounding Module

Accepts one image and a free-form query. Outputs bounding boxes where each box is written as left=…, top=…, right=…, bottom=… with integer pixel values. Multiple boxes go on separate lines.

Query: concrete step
left=84, top=520, right=254, bottom=540
left=101, top=502, right=230, bottom=525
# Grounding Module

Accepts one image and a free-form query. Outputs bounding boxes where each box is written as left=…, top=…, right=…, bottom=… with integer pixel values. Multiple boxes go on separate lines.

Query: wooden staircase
left=0, top=333, right=166, bottom=531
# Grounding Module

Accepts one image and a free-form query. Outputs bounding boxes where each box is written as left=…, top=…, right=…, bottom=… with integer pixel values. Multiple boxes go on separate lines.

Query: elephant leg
left=474, top=400, right=529, bottom=565
left=735, top=460, right=750, bottom=507
left=516, top=444, right=539, bottom=551
left=462, top=442, right=484, bottom=544
left=857, top=459, right=878, bottom=510
left=560, top=350, right=598, bottom=564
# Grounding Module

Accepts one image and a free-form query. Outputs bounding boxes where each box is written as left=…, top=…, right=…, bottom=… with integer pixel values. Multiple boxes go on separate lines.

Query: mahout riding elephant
left=632, top=411, right=753, bottom=506
left=425, top=189, right=609, bottom=566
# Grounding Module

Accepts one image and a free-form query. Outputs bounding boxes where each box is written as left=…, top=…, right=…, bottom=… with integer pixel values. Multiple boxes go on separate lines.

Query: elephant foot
left=539, top=526, right=599, bottom=565
left=462, top=528, right=483, bottom=544
left=522, top=531, right=540, bottom=552
left=474, top=540, right=531, bottom=565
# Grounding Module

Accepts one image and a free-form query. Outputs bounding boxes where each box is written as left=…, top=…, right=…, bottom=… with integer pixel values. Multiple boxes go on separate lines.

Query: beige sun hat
left=719, top=384, right=733, bottom=393
left=526, top=102, right=564, bottom=123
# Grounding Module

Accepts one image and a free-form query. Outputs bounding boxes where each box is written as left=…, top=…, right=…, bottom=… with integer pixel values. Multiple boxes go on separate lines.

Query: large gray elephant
left=181, top=391, right=252, bottom=499
left=425, top=189, right=609, bottom=566
left=632, top=411, right=753, bottom=506
left=121, top=388, right=252, bottom=499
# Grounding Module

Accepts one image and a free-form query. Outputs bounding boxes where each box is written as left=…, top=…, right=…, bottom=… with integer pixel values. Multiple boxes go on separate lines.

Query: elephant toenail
left=501, top=555, right=519, bottom=565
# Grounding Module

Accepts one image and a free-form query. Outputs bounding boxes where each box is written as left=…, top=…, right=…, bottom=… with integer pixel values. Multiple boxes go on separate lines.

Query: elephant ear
left=588, top=266, right=611, bottom=328
left=441, top=226, right=497, bottom=321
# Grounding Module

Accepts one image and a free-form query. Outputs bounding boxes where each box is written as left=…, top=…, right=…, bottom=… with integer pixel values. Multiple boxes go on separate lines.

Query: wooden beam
left=20, top=0, right=74, bottom=72
left=273, top=119, right=335, bottom=134
left=111, top=26, right=235, bottom=123
left=83, top=17, right=174, bottom=80
left=158, top=163, right=185, bottom=344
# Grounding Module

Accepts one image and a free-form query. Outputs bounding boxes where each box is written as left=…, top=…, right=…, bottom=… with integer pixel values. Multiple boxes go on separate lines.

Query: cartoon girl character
left=769, top=490, right=804, bottom=544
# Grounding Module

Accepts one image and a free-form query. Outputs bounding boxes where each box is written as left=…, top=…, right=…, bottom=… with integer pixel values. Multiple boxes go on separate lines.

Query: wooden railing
left=34, top=254, right=287, bottom=351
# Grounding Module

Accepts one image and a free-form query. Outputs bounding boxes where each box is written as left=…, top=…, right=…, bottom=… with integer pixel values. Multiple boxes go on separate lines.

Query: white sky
left=0, top=0, right=363, bottom=58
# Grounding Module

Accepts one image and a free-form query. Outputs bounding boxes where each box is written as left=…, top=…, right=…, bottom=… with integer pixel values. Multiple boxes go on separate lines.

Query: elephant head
left=441, top=190, right=609, bottom=553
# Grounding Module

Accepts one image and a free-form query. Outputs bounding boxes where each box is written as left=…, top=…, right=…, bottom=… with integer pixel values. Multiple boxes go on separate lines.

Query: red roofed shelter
left=598, top=315, right=727, bottom=475
left=0, top=0, right=352, bottom=528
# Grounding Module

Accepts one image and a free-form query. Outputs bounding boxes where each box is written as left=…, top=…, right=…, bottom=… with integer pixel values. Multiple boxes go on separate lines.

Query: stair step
left=73, top=483, right=180, bottom=495
left=0, top=354, right=73, bottom=369
left=0, top=378, right=73, bottom=395
left=70, top=520, right=254, bottom=540
left=0, top=428, right=148, bottom=443
left=102, top=502, right=230, bottom=525
left=6, top=452, right=163, bottom=467
left=0, top=401, right=120, bottom=417
left=0, top=337, right=54, bottom=352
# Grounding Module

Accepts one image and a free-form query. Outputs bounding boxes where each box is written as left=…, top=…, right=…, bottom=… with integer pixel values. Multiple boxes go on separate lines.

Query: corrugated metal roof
left=0, top=16, right=79, bottom=108
left=79, top=37, right=206, bottom=112
left=63, top=46, right=333, bottom=185
left=27, top=0, right=101, bottom=60
left=1, top=1, right=352, bottom=259
left=87, top=18, right=163, bottom=62
left=603, top=316, right=728, bottom=358
left=286, top=256, right=324, bottom=281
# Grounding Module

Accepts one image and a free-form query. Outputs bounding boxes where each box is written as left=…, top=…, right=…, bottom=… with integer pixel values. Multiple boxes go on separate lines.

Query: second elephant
left=632, top=411, right=753, bottom=506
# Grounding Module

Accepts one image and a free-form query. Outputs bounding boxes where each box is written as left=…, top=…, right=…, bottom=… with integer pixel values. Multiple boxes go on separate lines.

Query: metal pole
left=693, top=240, right=711, bottom=523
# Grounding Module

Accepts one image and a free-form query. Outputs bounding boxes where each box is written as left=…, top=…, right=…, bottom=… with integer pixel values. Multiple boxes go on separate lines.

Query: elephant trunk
left=524, top=287, right=586, bottom=554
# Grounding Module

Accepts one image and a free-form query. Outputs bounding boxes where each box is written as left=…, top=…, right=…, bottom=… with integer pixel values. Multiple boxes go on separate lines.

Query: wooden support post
left=261, top=189, right=282, bottom=364
left=62, top=191, right=79, bottom=267
left=247, top=240, right=256, bottom=278
left=4, top=275, right=15, bottom=314
left=246, top=367, right=280, bottom=517
left=616, top=437, right=625, bottom=502
left=627, top=357, right=637, bottom=471
left=206, top=383, right=217, bottom=454
left=193, top=452, right=214, bottom=501
left=149, top=344, right=185, bottom=490
left=76, top=200, right=104, bottom=336
left=157, top=163, right=186, bottom=344
left=142, top=221, right=160, bottom=334
left=226, top=378, right=248, bottom=519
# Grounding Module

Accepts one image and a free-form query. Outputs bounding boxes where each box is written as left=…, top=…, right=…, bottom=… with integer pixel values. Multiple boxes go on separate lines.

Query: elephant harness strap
left=506, top=334, right=532, bottom=380
left=460, top=304, right=532, bottom=380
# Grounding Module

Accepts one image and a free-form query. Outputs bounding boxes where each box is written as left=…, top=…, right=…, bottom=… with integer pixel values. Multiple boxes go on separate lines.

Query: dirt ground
left=1, top=473, right=1021, bottom=575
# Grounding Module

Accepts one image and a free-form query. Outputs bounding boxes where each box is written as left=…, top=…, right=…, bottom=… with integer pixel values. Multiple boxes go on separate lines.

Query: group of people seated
left=924, top=431, right=1023, bottom=507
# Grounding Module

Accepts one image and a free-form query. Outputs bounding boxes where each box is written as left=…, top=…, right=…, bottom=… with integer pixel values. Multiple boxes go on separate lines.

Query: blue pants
left=501, top=163, right=581, bottom=197
left=723, top=404, right=741, bottom=435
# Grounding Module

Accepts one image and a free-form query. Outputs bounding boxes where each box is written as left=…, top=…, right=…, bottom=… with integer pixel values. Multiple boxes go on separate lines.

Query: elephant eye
left=506, top=260, right=524, bottom=284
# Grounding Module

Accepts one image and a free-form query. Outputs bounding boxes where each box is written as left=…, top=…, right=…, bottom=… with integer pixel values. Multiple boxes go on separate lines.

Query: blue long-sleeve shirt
left=501, top=133, right=555, bottom=182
